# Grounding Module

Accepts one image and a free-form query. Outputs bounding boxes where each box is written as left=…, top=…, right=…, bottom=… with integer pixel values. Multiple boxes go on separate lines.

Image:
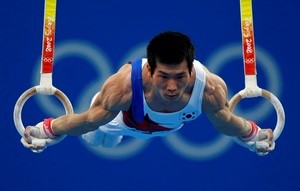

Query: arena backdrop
left=0, top=0, right=299, bottom=190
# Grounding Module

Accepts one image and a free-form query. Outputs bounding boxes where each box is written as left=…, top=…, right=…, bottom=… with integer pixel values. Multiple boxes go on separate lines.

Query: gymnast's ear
left=146, top=63, right=152, bottom=76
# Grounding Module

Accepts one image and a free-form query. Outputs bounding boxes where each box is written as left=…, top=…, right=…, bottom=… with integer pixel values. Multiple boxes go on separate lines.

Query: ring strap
left=41, top=0, right=57, bottom=74
left=240, top=0, right=256, bottom=76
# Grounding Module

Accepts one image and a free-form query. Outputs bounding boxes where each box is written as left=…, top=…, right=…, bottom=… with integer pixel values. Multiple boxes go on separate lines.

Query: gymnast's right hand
left=21, top=118, right=59, bottom=152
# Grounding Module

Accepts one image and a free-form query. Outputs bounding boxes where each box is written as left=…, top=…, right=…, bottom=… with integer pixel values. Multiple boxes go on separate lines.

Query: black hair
left=146, top=31, right=195, bottom=75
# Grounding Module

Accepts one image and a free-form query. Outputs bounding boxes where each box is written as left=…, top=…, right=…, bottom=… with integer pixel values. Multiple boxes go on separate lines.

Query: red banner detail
left=242, top=20, right=256, bottom=75
left=41, top=17, right=55, bottom=73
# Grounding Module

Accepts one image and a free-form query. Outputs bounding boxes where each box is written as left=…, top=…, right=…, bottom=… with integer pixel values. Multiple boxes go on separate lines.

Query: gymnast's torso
left=121, top=58, right=207, bottom=133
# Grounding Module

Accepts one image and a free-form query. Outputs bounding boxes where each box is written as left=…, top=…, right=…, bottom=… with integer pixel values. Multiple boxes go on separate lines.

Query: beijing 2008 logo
left=32, top=40, right=283, bottom=161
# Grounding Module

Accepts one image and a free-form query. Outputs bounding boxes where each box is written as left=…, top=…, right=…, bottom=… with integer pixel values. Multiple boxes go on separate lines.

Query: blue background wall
left=1, top=0, right=299, bottom=190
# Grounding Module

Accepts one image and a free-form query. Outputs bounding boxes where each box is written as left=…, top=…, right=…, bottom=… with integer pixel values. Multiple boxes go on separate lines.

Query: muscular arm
left=51, top=64, right=132, bottom=135
left=51, top=106, right=119, bottom=136
left=202, top=67, right=252, bottom=137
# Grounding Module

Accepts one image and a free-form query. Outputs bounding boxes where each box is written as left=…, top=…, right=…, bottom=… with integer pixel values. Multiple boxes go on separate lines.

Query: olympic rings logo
left=245, top=58, right=255, bottom=64
left=43, top=57, right=53, bottom=63
left=32, top=40, right=283, bottom=161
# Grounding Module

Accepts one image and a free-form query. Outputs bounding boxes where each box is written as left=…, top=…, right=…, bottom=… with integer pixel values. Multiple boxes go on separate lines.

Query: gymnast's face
left=150, top=60, right=191, bottom=102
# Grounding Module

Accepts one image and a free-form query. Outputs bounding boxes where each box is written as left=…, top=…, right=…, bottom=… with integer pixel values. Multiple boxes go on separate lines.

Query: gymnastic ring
left=13, top=86, right=73, bottom=146
left=229, top=88, right=285, bottom=141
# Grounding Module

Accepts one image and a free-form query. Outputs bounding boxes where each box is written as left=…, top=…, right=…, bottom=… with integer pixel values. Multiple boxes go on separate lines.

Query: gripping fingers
left=255, top=141, right=275, bottom=156
left=21, top=137, right=32, bottom=148
left=268, top=141, right=276, bottom=152
left=23, top=126, right=43, bottom=143
left=258, top=129, right=274, bottom=143
left=22, top=126, right=49, bottom=151
left=20, top=136, right=47, bottom=152
left=23, top=127, right=33, bottom=144
left=255, top=141, right=269, bottom=156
